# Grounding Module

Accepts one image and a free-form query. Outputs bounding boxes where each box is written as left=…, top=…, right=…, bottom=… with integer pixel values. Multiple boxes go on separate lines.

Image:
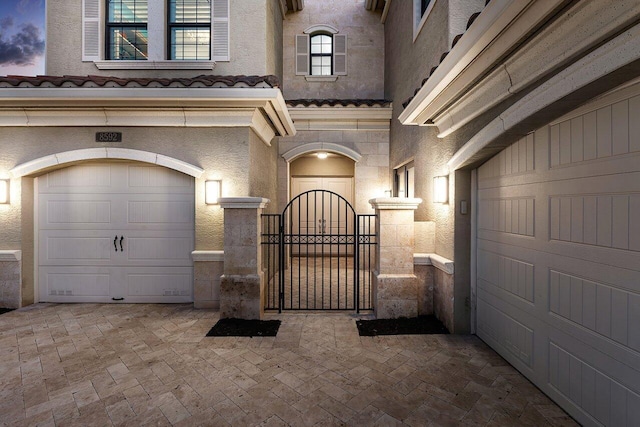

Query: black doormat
left=356, top=315, right=449, bottom=336
left=0, top=308, right=14, bottom=315
left=206, top=318, right=281, bottom=337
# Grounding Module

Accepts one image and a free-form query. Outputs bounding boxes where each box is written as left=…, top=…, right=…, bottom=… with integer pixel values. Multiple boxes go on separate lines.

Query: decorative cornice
left=399, top=0, right=565, bottom=127
left=369, top=197, right=422, bottom=210
left=448, top=23, right=640, bottom=170
left=0, top=87, right=296, bottom=145
left=287, top=103, right=392, bottom=131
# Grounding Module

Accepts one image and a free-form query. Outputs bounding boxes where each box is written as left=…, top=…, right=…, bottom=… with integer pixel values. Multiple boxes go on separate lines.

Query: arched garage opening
left=11, top=149, right=203, bottom=304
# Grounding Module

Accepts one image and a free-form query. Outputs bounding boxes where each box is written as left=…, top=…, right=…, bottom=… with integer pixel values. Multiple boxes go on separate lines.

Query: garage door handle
left=114, top=236, right=118, bottom=252
left=120, top=236, right=124, bottom=252
left=112, top=297, right=124, bottom=301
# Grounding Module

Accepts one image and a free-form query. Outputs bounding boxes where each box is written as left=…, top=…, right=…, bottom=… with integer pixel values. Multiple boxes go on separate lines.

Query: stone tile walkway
left=0, top=304, right=577, bottom=426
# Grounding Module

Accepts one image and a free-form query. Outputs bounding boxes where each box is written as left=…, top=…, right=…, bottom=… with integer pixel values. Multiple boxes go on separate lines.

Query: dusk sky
left=0, top=0, right=46, bottom=76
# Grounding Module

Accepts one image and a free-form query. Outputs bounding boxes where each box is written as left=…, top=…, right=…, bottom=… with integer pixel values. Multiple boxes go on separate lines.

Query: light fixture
left=0, top=180, right=8, bottom=204
left=316, top=152, right=328, bottom=159
left=433, top=175, right=448, bottom=204
left=205, top=180, right=221, bottom=205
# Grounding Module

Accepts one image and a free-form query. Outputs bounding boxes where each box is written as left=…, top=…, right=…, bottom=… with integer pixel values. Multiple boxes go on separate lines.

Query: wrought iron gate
left=262, top=190, right=376, bottom=312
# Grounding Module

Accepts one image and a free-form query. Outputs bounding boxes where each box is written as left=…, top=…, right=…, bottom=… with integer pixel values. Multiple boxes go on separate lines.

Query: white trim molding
left=191, top=250, right=224, bottom=262
left=369, top=197, right=422, bottom=210
left=282, top=143, right=362, bottom=163
left=400, top=0, right=640, bottom=143
left=303, top=24, right=338, bottom=34
left=0, top=250, right=21, bottom=261
left=218, top=197, right=270, bottom=209
left=10, top=148, right=205, bottom=178
left=448, top=21, right=640, bottom=170
left=94, top=61, right=216, bottom=70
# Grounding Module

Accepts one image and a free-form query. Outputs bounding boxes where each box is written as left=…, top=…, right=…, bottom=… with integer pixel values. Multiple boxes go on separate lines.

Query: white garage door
left=38, top=163, right=194, bottom=303
left=476, top=87, right=640, bottom=426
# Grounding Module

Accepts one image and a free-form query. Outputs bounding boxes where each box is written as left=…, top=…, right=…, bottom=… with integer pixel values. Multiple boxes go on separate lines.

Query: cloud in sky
left=0, top=20, right=44, bottom=66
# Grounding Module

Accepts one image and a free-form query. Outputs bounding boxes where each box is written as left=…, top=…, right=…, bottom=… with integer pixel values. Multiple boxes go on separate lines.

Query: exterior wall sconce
left=205, top=180, right=221, bottom=205
left=0, top=180, right=8, bottom=204
left=316, top=152, right=328, bottom=159
left=433, top=175, right=448, bottom=203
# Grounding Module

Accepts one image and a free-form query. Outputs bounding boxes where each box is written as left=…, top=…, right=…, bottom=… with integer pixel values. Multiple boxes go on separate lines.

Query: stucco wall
left=384, top=0, right=484, bottom=260
left=46, top=0, right=282, bottom=78
left=249, top=130, right=279, bottom=214
left=282, top=0, right=385, bottom=99
left=266, top=0, right=284, bottom=81
left=0, top=126, right=258, bottom=251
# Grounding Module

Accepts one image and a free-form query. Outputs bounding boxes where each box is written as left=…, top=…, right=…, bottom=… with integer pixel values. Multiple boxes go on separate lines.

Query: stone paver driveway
left=0, top=304, right=577, bottom=426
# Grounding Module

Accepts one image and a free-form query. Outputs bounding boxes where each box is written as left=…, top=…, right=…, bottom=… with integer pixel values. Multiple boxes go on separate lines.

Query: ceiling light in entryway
left=316, top=152, right=328, bottom=159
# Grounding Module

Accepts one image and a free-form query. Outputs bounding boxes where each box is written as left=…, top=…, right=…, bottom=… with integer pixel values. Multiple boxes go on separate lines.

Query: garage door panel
left=127, top=198, right=194, bottom=229
left=124, top=267, right=192, bottom=302
left=548, top=340, right=640, bottom=427
left=477, top=294, right=536, bottom=371
left=40, top=164, right=114, bottom=193
left=477, top=249, right=535, bottom=304
left=127, top=165, right=194, bottom=193
left=40, top=267, right=112, bottom=299
left=39, top=230, right=118, bottom=266
left=126, top=235, right=193, bottom=265
left=39, top=194, right=123, bottom=229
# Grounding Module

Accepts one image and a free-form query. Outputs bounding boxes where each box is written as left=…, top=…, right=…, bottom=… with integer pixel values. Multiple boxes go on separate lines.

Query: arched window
left=310, top=33, right=332, bottom=75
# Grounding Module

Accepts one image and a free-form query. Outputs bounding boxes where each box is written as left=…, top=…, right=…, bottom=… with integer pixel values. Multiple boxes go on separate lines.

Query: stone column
left=219, top=197, right=268, bottom=320
left=369, top=198, right=422, bottom=319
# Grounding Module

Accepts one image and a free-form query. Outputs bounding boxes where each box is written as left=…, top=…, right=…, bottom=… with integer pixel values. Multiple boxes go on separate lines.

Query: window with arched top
left=296, top=25, right=347, bottom=77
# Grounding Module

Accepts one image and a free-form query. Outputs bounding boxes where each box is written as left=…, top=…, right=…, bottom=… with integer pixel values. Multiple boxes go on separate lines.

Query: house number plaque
left=95, top=132, right=122, bottom=142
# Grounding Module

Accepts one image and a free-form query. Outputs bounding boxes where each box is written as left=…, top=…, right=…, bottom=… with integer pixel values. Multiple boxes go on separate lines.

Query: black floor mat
left=356, top=315, right=449, bottom=336
left=206, top=318, right=281, bottom=337
left=0, top=308, right=14, bottom=315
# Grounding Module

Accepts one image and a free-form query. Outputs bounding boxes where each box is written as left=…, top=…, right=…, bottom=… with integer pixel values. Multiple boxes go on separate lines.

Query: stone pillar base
left=373, top=273, right=418, bottom=319
left=220, top=273, right=264, bottom=320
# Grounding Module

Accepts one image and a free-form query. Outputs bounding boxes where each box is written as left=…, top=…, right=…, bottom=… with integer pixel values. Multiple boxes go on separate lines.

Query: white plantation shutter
left=82, top=0, right=100, bottom=61
left=212, top=0, right=230, bottom=61
left=295, top=34, right=309, bottom=75
left=333, top=34, right=347, bottom=75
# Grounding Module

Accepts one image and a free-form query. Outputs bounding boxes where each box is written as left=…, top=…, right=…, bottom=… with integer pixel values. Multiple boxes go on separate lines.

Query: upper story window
left=82, top=0, right=228, bottom=68
left=106, top=0, right=148, bottom=60
left=310, top=34, right=332, bottom=75
left=413, top=0, right=435, bottom=41
left=296, top=25, right=347, bottom=78
left=168, top=0, right=211, bottom=60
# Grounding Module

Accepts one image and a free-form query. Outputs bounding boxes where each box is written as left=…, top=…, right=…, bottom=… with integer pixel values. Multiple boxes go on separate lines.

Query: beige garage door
left=476, top=86, right=640, bottom=426
left=38, top=163, right=194, bottom=303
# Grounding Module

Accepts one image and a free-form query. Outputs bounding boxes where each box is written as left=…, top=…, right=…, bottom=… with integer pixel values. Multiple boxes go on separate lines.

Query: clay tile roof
left=0, top=74, right=281, bottom=89
left=286, top=99, right=391, bottom=108
left=401, top=4, right=488, bottom=110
